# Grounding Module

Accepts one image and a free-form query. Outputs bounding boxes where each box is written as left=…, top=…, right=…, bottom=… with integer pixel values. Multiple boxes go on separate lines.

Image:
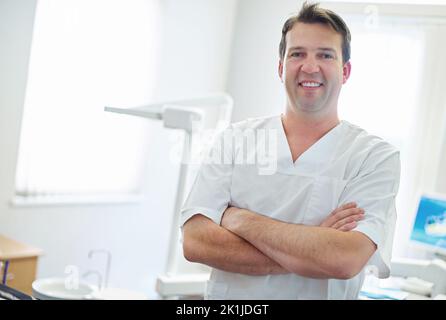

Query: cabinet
left=0, top=235, right=43, bottom=295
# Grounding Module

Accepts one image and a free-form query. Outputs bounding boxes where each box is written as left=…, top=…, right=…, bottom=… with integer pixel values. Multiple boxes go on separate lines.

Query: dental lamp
left=105, top=93, right=233, bottom=298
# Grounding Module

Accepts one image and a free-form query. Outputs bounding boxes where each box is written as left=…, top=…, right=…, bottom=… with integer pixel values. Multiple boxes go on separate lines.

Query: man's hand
left=319, top=202, right=364, bottom=231
left=220, top=205, right=374, bottom=279
left=221, top=202, right=364, bottom=232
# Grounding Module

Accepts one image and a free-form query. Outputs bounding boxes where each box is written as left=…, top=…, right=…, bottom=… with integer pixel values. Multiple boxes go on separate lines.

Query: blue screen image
left=410, top=196, right=446, bottom=250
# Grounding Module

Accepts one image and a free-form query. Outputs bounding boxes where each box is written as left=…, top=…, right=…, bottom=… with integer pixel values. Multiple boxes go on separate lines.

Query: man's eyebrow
left=318, top=47, right=337, bottom=53
left=288, top=46, right=305, bottom=51
left=288, top=46, right=337, bottom=53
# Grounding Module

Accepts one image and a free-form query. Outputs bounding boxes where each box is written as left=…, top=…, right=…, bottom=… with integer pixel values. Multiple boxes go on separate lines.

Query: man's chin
left=296, top=102, right=324, bottom=113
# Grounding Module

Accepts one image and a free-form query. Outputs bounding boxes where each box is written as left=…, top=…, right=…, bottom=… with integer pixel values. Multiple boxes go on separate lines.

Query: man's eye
left=290, top=52, right=303, bottom=57
left=321, top=53, right=334, bottom=59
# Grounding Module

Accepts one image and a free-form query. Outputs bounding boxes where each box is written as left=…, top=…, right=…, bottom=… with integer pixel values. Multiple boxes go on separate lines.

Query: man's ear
left=342, top=61, right=351, bottom=84
left=278, top=60, right=284, bottom=82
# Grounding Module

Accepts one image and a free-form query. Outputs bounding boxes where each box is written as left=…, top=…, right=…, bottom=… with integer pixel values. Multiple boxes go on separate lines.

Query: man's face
left=279, top=22, right=351, bottom=116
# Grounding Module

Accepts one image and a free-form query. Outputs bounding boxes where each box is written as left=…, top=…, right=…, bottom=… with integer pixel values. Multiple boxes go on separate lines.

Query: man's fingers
left=321, top=207, right=363, bottom=228
left=339, top=221, right=357, bottom=231
left=320, top=204, right=365, bottom=229
left=333, top=207, right=364, bottom=221
left=330, top=202, right=357, bottom=216
left=332, top=213, right=364, bottom=230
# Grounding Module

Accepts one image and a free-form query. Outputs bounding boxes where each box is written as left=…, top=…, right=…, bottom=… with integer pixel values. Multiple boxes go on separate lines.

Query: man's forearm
left=222, top=209, right=375, bottom=279
left=183, top=214, right=289, bottom=275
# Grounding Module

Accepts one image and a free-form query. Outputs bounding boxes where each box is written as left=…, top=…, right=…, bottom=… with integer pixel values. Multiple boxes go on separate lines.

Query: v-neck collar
left=274, top=115, right=345, bottom=175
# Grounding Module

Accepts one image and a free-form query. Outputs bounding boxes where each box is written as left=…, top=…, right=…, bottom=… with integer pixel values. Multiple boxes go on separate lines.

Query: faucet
left=87, top=249, right=112, bottom=289
left=82, top=270, right=103, bottom=291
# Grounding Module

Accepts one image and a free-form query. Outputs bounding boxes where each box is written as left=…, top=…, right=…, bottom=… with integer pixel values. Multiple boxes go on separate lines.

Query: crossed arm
left=183, top=203, right=376, bottom=280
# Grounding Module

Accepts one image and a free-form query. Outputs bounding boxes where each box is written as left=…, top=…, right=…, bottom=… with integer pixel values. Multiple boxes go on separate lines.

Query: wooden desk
left=0, top=235, right=43, bottom=295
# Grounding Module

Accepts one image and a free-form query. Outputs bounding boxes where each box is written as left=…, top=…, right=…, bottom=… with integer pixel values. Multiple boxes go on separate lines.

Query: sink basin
left=32, top=278, right=97, bottom=300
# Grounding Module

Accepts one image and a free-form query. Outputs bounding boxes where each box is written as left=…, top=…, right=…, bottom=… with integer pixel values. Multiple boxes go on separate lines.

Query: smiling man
left=281, top=23, right=349, bottom=116
left=181, top=2, right=400, bottom=299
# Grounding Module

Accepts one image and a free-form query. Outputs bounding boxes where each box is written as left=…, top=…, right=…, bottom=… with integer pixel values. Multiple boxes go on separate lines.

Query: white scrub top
left=180, top=115, right=400, bottom=300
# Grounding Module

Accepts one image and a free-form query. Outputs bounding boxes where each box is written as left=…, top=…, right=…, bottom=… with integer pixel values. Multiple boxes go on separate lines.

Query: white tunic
left=180, top=115, right=400, bottom=299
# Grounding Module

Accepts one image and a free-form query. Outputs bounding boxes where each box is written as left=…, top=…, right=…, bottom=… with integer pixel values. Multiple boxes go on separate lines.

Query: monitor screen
left=410, top=194, right=446, bottom=255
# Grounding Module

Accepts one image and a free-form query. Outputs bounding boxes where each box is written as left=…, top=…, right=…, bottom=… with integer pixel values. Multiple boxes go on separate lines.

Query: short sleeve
left=339, top=143, right=401, bottom=278
left=179, top=127, right=234, bottom=229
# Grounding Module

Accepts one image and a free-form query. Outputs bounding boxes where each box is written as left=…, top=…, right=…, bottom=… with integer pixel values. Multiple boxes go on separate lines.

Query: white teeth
left=301, top=82, right=321, bottom=87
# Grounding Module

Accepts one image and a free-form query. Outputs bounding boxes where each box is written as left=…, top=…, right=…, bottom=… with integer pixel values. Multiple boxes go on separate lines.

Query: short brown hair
left=279, top=2, right=351, bottom=64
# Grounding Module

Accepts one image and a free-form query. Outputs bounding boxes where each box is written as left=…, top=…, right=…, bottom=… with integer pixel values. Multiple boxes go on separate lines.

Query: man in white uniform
left=181, top=2, right=400, bottom=299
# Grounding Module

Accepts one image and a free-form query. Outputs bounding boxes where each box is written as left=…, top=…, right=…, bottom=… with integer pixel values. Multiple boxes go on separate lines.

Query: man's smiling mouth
left=299, top=81, right=323, bottom=88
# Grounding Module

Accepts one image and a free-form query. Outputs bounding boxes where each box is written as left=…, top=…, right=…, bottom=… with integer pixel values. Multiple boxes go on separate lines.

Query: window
left=339, top=16, right=423, bottom=152
left=15, top=0, right=161, bottom=203
left=338, top=14, right=446, bottom=257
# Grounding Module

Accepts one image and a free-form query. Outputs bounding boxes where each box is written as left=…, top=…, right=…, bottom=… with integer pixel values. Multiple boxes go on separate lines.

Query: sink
left=32, top=278, right=97, bottom=300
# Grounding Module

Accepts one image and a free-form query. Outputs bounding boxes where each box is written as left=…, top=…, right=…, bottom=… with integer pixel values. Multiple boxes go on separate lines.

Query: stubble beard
left=293, top=94, right=327, bottom=114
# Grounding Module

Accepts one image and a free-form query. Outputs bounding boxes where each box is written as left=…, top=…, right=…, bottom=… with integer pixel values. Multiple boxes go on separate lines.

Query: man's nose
left=300, top=58, right=320, bottom=74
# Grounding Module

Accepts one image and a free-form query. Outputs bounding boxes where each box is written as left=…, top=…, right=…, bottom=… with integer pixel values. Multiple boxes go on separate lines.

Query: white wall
left=0, top=0, right=237, bottom=298
left=226, top=0, right=303, bottom=122
left=154, top=0, right=237, bottom=101
left=0, top=0, right=37, bottom=201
